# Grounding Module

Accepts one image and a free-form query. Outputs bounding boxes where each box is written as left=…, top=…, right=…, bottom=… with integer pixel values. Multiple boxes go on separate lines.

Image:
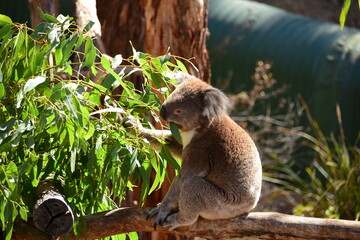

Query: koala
left=125, top=76, right=262, bottom=230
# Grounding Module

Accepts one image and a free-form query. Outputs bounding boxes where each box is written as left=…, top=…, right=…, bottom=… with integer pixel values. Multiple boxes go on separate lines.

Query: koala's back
left=181, top=113, right=262, bottom=213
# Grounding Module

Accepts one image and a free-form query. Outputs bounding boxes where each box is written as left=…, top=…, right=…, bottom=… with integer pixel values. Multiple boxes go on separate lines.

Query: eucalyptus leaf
left=339, top=0, right=351, bottom=30
left=0, top=14, right=13, bottom=26
left=83, top=37, right=96, bottom=67
left=112, top=54, right=123, bottom=68
left=170, top=122, right=182, bottom=144
left=38, top=8, right=59, bottom=23
left=23, top=76, right=46, bottom=93
left=160, top=53, right=171, bottom=64
left=0, top=16, right=183, bottom=239
left=83, top=21, right=95, bottom=33
left=0, top=83, right=4, bottom=99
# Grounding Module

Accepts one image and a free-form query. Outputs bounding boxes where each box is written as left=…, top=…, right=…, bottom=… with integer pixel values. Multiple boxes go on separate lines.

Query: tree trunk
left=28, top=0, right=60, bottom=28
left=142, top=0, right=210, bottom=83
left=97, top=2, right=210, bottom=239
left=97, top=0, right=146, bottom=58
left=97, top=0, right=210, bottom=83
left=74, top=0, right=106, bottom=52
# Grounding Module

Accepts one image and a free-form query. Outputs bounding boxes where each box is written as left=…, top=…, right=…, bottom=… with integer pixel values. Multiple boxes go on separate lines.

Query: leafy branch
left=0, top=12, right=187, bottom=239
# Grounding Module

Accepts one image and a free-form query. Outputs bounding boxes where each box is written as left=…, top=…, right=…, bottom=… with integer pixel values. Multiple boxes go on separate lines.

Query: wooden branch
left=56, top=207, right=360, bottom=240
left=33, top=181, right=74, bottom=237
left=12, top=220, right=51, bottom=240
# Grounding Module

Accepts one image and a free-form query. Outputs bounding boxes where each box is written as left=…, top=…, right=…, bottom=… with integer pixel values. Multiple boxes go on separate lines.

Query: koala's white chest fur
left=180, top=129, right=197, bottom=149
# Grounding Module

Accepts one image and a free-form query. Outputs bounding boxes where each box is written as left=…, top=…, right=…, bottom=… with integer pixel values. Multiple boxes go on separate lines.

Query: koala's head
left=160, top=77, right=230, bottom=131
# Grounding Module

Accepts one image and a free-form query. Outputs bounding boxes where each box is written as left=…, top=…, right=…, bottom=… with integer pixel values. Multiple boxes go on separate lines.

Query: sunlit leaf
left=339, top=0, right=351, bottom=30
left=0, top=83, right=4, bottom=99
left=23, top=76, right=46, bottom=93
left=112, top=54, right=123, bottom=68
left=0, top=14, right=13, bottom=26
left=128, top=232, right=139, bottom=240
left=175, top=59, right=188, bottom=73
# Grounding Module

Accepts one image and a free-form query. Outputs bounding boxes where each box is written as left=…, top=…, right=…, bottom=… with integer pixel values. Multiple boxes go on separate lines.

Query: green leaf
left=175, top=59, right=188, bottom=73
left=0, top=83, right=4, bottom=99
left=149, top=157, right=165, bottom=194
left=101, top=55, right=134, bottom=97
left=160, top=53, right=171, bottom=64
left=13, top=30, right=26, bottom=60
left=161, top=146, right=181, bottom=170
left=128, top=232, right=139, bottom=240
left=339, top=0, right=351, bottom=30
left=139, top=158, right=151, bottom=203
left=0, top=14, right=13, bottom=26
left=23, top=76, right=46, bottom=93
left=170, top=122, right=182, bottom=144
left=62, top=32, right=78, bottom=64
left=83, top=37, right=96, bottom=67
left=0, top=24, right=13, bottom=39
left=112, top=54, right=123, bottom=68
left=83, top=21, right=95, bottom=33
left=70, top=148, right=77, bottom=172
left=19, top=207, right=28, bottom=221
left=38, top=8, right=60, bottom=23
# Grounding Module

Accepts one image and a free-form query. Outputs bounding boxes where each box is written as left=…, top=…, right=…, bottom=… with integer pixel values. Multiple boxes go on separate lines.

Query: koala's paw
left=147, top=206, right=177, bottom=230
left=161, top=212, right=181, bottom=230
left=146, top=206, right=160, bottom=220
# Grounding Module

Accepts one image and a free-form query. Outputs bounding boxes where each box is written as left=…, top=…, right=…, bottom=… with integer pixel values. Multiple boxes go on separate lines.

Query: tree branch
left=55, top=207, right=360, bottom=240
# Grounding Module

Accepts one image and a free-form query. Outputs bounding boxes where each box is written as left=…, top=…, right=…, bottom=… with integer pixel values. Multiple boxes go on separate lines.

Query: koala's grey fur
left=125, top=76, right=262, bottom=230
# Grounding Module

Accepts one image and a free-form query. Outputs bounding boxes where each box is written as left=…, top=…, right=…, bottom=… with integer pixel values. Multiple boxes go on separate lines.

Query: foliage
left=265, top=101, right=360, bottom=220
left=339, top=0, right=360, bottom=29
left=0, top=13, right=185, bottom=239
left=230, top=61, right=304, bottom=163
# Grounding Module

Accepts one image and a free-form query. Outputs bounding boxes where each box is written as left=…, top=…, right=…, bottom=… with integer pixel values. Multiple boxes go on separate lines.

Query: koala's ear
left=203, top=88, right=231, bottom=120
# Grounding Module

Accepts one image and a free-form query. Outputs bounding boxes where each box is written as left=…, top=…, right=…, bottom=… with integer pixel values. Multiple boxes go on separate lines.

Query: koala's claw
left=161, top=213, right=178, bottom=231
left=147, top=207, right=179, bottom=230
left=146, top=207, right=159, bottom=221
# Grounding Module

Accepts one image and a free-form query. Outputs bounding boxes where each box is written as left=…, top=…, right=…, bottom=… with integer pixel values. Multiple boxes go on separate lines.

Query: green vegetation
left=339, top=0, right=360, bottom=29
left=0, top=13, right=184, bottom=239
left=265, top=101, right=360, bottom=220
left=234, top=61, right=360, bottom=221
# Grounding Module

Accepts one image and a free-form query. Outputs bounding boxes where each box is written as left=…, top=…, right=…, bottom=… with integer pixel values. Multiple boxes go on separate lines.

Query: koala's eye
left=174, top=109, right=183, bottom=115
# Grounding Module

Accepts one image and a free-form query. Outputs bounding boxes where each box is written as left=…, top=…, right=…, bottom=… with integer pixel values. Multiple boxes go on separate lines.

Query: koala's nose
left=160, top=106, right=167, bottom=121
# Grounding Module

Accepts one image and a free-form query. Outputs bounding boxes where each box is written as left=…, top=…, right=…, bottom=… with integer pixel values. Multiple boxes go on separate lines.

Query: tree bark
left=64, top=208, right=360, bottom=240
left=142, top=0, right=210, bottom=83
left=28, top=0, right=60, bottom=28
left=12, top=209, right=360, bottom=240
left=97, top=0, right=210, bottom=83
left=74, top=0, right=106, bottom=53
left=12, top=220, right=51, bottom=240
left=97, top=0, right=146, bottom=58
